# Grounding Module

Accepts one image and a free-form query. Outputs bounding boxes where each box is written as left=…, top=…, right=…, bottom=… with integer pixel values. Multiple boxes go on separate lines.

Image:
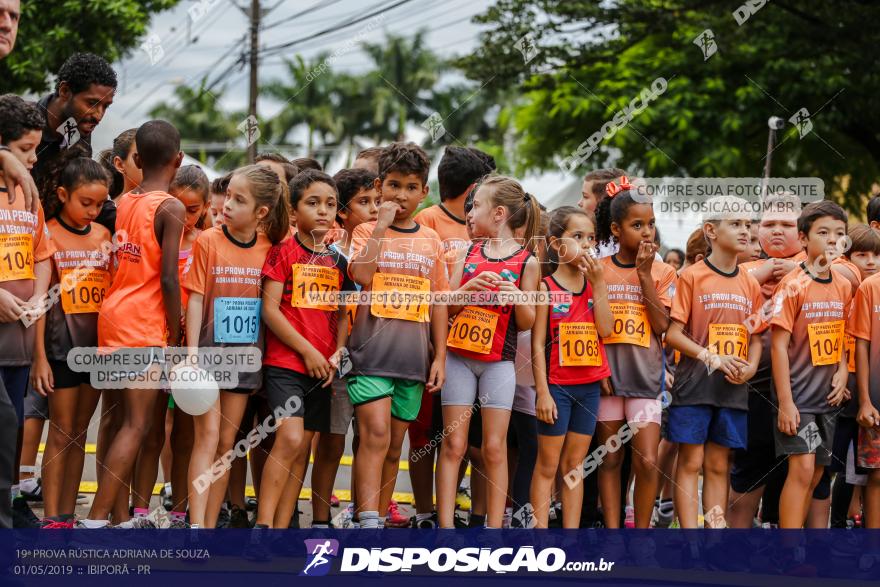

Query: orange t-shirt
left=0, top=183, right=55, bottom=365
left=347, top=221, right=449, bottom=382
left=44, top=218, right=111, bottom=359
left=414, top=204, right=469, bottom=254
left=99, top=191, right=174, bottom=348
left=848, top=273, right=880, bottom=411
left=771, top=263, right=853, bottom=413
left=669, top=259, right=764, bottom=410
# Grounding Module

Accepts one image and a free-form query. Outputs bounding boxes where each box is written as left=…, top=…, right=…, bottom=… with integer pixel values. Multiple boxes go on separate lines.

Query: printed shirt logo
left=301, top=538, right=339, bottom=576
left=499, top=268, right=518, bottom=281
left=464, top=262, right=478, bottom=275
left=552, top=302, right=570, bottom=315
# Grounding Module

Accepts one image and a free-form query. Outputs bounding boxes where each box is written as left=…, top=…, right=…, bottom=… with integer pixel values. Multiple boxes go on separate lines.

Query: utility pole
left=247, top=0, right=260, bottom=163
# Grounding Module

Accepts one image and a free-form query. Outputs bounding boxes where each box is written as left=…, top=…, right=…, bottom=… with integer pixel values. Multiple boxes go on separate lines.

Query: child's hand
left=463, top=271, right=503, bottom=292
left=31, top=356, right=53, bottom=396
left=536, top=392, right=557, bottom=424
left=579, top=254, right=605, bottom=285
left=426, top=356, right=445, bottom=394
left=303, top=347, right=332, bottom=383
left=726, top=359, right=757, bottom=385
left=773, top=259, right=798, bottom=280
left=665, top=370, right=674, bottom=390
left=711, top=354, right=749, bottom=381
left=376, top=201, right=400, bottom=229
left=0, top=289, right=26, bottom=323
left=635, top=241, right=658, bottom=277
left=599, top=377, right=614, bottom=396
left=858, top=404, right=880, bottom=428
left=827, top=380, right=849, bottom=407
left=777, top=401, right=800, bottom=436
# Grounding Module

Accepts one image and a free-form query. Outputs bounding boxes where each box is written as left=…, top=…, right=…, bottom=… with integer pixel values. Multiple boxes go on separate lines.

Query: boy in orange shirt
left=81, top=120, right=184, bottom=528
left=771, top=201, right=852, bottom=528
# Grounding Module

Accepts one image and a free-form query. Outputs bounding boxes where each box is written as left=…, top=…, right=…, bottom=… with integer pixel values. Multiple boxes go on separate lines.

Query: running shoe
left=455, top=487, right=472, bottom=511
left=41, top=519, right=74, bottom=529
left=410, top=511, right=438, bottom=529
left=333, top=503, right=357, bottom=529
left=330, top=493, right=340, bottom=508
left=624, top=505, right=635, bottom=528
left=20, top=478, right=43, bottom=503
left=12, top=497, right=41, bottom=528
left=228, top=504, right=251, bottom=528
left=384, top=500, right=409, bottom=528
left=114, top=517, right=157, bottom=529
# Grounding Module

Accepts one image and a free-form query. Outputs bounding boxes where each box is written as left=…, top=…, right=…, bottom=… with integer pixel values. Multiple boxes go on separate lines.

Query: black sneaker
left=216, top=506, right=231, bottom=528
left=246, top=497, right=258, bottom=512
left=20, top=478, right=43, bottom=503
left=228, top=505, right=250, bottom=529
left=411, top=512, right=438, bottom=528
left=288, top=508, right=301, bottom=529
left=453, top=513, right=470, bottom=529
left=12, top=497, right=41, bottom=528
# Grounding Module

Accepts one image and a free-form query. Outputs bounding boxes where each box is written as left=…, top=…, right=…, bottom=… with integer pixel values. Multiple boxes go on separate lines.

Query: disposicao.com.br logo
left=314, top=545, right=614, bottom=574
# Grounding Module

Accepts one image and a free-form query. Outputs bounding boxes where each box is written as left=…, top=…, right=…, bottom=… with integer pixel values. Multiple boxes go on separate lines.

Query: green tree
left=361, top=31, right=445, bottom=142
left=460, top=0, right=880, bottom=209
left=149, top=78, right=246, bottom=169
left=1, top=0, right=180, bottom=94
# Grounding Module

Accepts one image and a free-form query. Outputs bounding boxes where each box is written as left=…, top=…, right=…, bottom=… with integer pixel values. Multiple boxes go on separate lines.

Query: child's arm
left=856, top=338, right=880, bottom=427
left=771, top=326, right=799, bottom=435
left=531, top=282, right=556, bottom=424
left=32, top=259, right=50, bottom=299
left=0, top=152, right=38, bottom=212
left=749, top=260, right=776, bottom=285
left=828, top=347, right=850, bottom=406
left=155, top=199, right=185, bottom=345
left=349, top=201, right=397, bottom=287
left=426, top=302, right=448, bottom=394
left=582, top=255, right=613, bottom=338
left=30, top=315, right=52, bottom=396
left=261, top=279, right=331, bottom=381
left=636, top=243, right=670, bottom=334
left=327, top=304, right=351, bottom=379
left=185, top=293, right=204, bottom=356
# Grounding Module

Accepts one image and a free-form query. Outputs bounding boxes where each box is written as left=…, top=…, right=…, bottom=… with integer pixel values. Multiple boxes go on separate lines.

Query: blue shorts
left=1, top=366, right=30, bottom=426
left=667, top=405, right=747, bottom=449
left=537, top=383, right=600, bottom=437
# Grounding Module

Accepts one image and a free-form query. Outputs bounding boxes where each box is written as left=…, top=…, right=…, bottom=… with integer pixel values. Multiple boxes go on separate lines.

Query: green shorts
left=347, top=375, right=424, bottom=422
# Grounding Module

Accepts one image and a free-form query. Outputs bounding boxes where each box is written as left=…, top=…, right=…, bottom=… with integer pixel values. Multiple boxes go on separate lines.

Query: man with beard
left=31, top=53, right=117, bottom=212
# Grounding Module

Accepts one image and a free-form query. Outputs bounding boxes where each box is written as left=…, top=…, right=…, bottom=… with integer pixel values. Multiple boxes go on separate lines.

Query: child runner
left=185, top=165, right=287, bottom=528
left=594, top=178, right=676, bottom=529
left=256, top=169, right=352, bottom=529
left=0, top=94, right=53, bottom=528
left=665, top=196, right=763, bottom=528
left=31, top=158, right=110, bottom=527
left=436, top=175, right=540, bottom=529
left=80, top=120, right=185, bottom=528
left=347, top=142, right=448, bottom=530
left=311, top=167, right=378, bottom=529
left=772, top=201, right=852, bottom=528
left=530, top=206, right=611, bottom=528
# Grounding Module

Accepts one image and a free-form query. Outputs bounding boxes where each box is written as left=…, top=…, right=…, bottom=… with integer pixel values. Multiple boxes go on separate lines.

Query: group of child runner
left=3, top=69, right=880, bottom=558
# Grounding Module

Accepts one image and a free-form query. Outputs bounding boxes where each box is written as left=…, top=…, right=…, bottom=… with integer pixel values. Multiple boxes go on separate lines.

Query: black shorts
left=829, top=415, right=861, bottom=474
left=731, top=389, right=780, bottom=494
left=468, top=399, right=483, bottom=449
left=50, top=359, right=91, bottom=389
left=263, top=366, right=330, bottom=433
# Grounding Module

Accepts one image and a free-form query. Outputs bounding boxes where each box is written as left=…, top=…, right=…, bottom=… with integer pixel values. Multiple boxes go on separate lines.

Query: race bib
left=60, top=268, right=110, bottom=314
left=603, top=302, right=651, bottom=347
left=0, top=233, right=34, bottom=282
left=808, top=320, right=845, bottom=367
left=370, top=273, right=430, bottom=322
left=345, top=302, right=357, bottom=335
left=291, top=264, right=339, bottom=311
left=214, top=297, right=261, bottom=343
left=447, top=307, right=500, bottom=354
left=708, top=323, right=748, bottom=361
left=845, top=333, right=856, bottom=373
left=559, top=322, right=602, bottom=367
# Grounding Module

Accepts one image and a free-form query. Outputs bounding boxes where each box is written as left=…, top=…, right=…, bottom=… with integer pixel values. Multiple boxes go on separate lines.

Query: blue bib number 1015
left=214, top=297, right=261, bottom=343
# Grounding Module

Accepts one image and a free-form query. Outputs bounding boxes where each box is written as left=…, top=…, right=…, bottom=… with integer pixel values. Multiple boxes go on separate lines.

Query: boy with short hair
left=348, top=142, right=448, bottom=529
left=665, top=196, right=764, bottom=528
left=352, top=147, right=383, bottom=175
left=771, top=200, right=852, bottom=528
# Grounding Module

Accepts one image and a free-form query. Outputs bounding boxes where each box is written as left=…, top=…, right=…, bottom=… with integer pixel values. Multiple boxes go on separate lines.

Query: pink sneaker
left=384, top=500, right=409, bottom=528
left=624, top=505, right=635, bottom=529
left=41, top=519, right=74, bottom=529
left=330, top=493, right=340, bottom=508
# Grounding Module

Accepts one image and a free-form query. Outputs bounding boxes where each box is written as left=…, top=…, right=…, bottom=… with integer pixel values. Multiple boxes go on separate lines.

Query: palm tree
left=361, top=31, right=445, bottom=142
left=262, top=54, right=343, bottom=156
left=149, top=78, right=242, bottom=166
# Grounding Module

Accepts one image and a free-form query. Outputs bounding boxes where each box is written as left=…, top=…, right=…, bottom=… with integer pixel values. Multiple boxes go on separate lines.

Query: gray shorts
left=774, top=411, right=836, bottom=467
left=441, top=353, right=516, bottom=410
left=330, top=378, right=354, bottom=436
left=24, top=386, right=48, bottom=420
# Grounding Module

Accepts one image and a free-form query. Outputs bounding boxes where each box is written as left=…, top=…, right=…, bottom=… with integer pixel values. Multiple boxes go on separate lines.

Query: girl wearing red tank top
left=436, top=176, right=541, bottom=529
left=530, top=206, right=612, bottom=528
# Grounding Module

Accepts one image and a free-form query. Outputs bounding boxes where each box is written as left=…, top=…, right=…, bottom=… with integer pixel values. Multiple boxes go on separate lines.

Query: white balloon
left=170, top=365, right=219, bottom=415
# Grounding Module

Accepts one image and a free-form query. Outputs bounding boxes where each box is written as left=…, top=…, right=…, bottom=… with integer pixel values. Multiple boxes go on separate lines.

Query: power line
left=262, top=0, right=346, bottom=31
left=258, top=0, right=419, bottom=58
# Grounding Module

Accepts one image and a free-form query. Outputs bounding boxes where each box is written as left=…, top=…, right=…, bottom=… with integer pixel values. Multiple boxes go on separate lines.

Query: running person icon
left=302, top=539, right=338, bottom=576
